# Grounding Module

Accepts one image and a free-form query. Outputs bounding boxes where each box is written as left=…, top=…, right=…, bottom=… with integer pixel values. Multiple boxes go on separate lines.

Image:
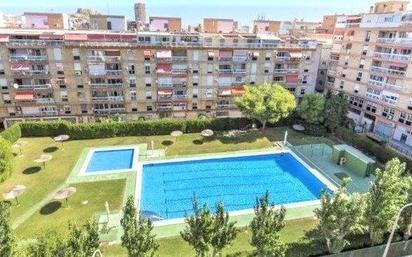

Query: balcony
left=233, top=69, right=247, bottom=74
left=273, top=68, right=299, bottom=74
left=376, top=37, right=412, bottom=45
left=158, top=83, right=173, bottom=88
left=326, top=81, right=335, bottom=87
left=87, top=56, right=121, bottom=63
left=327, top=69, right=337, bottom=77
left=15, top=84, right=52, bottom=90
left=94, top=108, right=126, bottom=114
left=12, top=70, right=50, bottom=77
left=218, top=57, right=233, bottom=62
left=89, top=70, right=123, bottom=77
left=370, top=66, right=406, bottom=76
left=218, top=69, right=233, bottom=74
left=368, top=78, right=402, bottom=90
left=90, top=83, right=123, bottom=89
left=172, top=56, right=187, bottom=62
left=232, top=56, right=248, bottom=62
left=36, top=98, right=54, bottom=104
left=10, top=55, right=48, bottom=61
left=373, top=52, right=411, bottom=62
left=171, top=69, right=188, bottom=75
left=92, top=96, right=124, bottom=102
left=172, top=95, right=187, bottom=100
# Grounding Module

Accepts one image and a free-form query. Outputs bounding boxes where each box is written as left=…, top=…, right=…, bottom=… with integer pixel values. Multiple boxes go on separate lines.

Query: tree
left=0, top=201, right=15, bottom=257
left=27, top=230, right=66, bottom=257
left=365, top=158, right=410, bottom=245
left=120, top=195, right=158, bottom=257
left=297, top=94, right=325, bottom=124
left=210, top=203, right=238, bottom=257
left=181, top=198, right=214, bottom=257
left=399, top=178, right=412, bottom=240
left=314, top=179, right=365, bottom=253
left=323, top=92, right=349, bottom=132
left=235, top=83, right=296, bottom=130
left=83, top=219, right=100, bottom=256
left=250, top=192, right=286, bottom=257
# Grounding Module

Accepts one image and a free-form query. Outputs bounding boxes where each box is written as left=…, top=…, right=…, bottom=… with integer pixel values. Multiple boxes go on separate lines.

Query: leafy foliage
left=27, top=230, right=66, bottom=257
left=235, top=83, right=296, bottom=130
left=120, top=196, right=158, bottom=257
left=250, top=192, right=286, bottom=257
left=297, top=94, right=325, bottom=124
left=365, top=159, right=410, bottom=245
left=181, top=198, right=238, bottom=257
left=314, top=179, right=365, bottom=253
left=0, top=202, right=15, bottom=257
left=323, top=92, right=349, bottom=132
left=0, top=124, right=22, bottom=143
left=0, top=137, right=15, bottom=182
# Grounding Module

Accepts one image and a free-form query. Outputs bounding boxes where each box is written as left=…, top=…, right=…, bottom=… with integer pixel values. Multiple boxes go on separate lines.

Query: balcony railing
left=94, top=108, right=126, bottom=114
left=376, top=37, right=412, bottom=45
left=368, top=78, right=402, bottom=90
left=171, top=69, right=188, bottom=75
left=172, top=56, right=187, bottom=62
left=158, top=83, right=173, bottom=88
left=218, top=69, right=233, bottom=74
left=327, top=69, right=337, bottom=77
left=12, top=70, right=49, bottom=77
left=374, top=52, right=411, bottom=62
left=90, top=83, right=123, bottom=89
left=273, top=68, right=299, bottom=74
left=89, top=70, right=123, bottom=76
left=233, top=69, right=247, bottom=74
left=10, top=55, right=48, bottom=61
left=36, top=98, right=54, bottom=104
left=370, top=66, right=406, bottom=76
left=15, top=84, right=52, bottom=90
left=218, top=57, right=233, bottom=62
left=92, top=96, right=124, bottom=102
left=87, top=56, right=121, bottom=62
left=232, top=56, right=248, bottom=62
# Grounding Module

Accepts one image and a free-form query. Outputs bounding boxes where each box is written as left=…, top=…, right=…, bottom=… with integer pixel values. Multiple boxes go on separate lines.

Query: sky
left=1, top=0, right=377, bottom=26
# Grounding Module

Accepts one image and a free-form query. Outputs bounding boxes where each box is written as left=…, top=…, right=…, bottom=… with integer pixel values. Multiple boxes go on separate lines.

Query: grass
left=15, top=179, right=125, bottom=239
left=101, top=218, right=318, bottom=257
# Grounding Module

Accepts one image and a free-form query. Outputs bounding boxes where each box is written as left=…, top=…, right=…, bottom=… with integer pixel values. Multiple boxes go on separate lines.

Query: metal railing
left=92, top=96, right=124, bottom=101
left=373, top=52, right=411, bottom=62
left=273, top=68, right=299, bottom=74
left=370, top=66, right=406, bottom=76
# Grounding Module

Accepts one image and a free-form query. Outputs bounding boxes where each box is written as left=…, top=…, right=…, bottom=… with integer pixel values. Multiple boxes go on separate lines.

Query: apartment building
left=251, top=20, right=281, bottom=34
left=89, top=15, right=126, bottom=31
left=326, top=0, right=412, bottom=151
left=23, top=12, right=69, bottom=30
left=0, top=29, right=321, bottom=127
left=149, top=17, right=182, bottom=33
left=203, top=19, right=237, bottom=33
left=134, top=0, right=147, bottom=26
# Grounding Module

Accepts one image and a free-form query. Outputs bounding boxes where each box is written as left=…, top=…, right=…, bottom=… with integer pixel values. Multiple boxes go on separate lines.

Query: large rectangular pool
left=140, top=152, right=330, bottom=220
left=85, top=149, right=135, bottom=173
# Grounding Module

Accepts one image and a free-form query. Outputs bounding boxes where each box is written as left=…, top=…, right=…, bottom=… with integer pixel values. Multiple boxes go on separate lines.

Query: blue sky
left=1, top=0, right=377, bottom=25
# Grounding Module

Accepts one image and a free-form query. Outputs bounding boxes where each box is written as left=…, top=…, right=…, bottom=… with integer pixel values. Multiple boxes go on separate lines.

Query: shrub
left=19, top=118, right=254, bottom=140
left=0, top=124, right=21, bottom=143
left=0, top=137, right=15, bottom=182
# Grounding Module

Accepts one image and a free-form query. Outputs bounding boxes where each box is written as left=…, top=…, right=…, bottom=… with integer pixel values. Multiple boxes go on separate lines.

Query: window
left=356, top=72, right=362, bottom=82
left=207, top=64, right=213, bottom=73
left=382, top=107, right=395, bottom=120
left=145, top=65, right=151, bottom=74
left=362, top=45, right=368, bottom=56
left=366, top=103, right=377, bottom=113
left=192, top=88, right=198, bottom=98
left=192, top=102, right=198, bottom=110
left=146, top=106, right=153, bottom=111
left=80, top=104, right=88, bottom=114
left=129, top=64, right=135, bottom=74
left=300, top=88, right=305, bottom=95
left=77, top=85, right=84, bottom=89
left=365, top=31, right=371, bottom=42
left=60, top=91, right=68, bottom=102
left=72, top=48, right=80, bottom=60
left=107, top=21, right=112, bottom=30
left=145, top=77, right=151, bottom=87
left=53, top=48, right=62, bottom=61
left=145, top=91, right=152, bottom=100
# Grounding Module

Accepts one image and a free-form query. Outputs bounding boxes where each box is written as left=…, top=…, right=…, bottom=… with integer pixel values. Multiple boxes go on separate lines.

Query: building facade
left=251, top=20, right=281, bottom=34
left=89, top=15, right=126, bottom=31
left=0, top=29, right=321, bottom=127
left=326, top=0, right=412, bottom=151
left=203, top=19, right=237, bottom=34
left=149, top=17, right=182, bottom=33
left=134, top=0, right=147, bottom=26
left=23, top=12, right=69, bottom=30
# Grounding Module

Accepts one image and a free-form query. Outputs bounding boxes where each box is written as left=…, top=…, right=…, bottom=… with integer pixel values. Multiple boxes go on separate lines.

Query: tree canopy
left=235, top=83, right=296, bottom=130
left=298, top=94, right=326, bottom=124
left=323, top=92, right=349, bottom=132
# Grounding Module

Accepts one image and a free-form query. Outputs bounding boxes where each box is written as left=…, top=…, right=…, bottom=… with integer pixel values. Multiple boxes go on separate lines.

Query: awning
left=64, top=34, right=88, bottom=41
left=144, top=50, right=152, bottom=57
left=290, top=52, right=303, bottom=58
left=0, top=35, right=10, bottom=42
left=286, top=75, right=299, bottom=83
left=39, top=33, right=63, bottom=40
left=208, top=51, right=215, bottom=57
left=156, top=50, right=172, bottom=58
left=219, top=50, right=233, bottom=58
left=158, top=90, right=173, bottom=96
left=219, top=89, right=232, bottom=96
left=15, top=92, right=34, bottom=101
left=156, top=64, right=172, bottom=73
left=231, top=86, right=245, bottom=95
left=11, top=62, right=29, bottom=71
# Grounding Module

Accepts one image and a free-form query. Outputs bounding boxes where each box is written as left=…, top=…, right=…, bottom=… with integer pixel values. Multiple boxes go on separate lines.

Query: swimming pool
left=84, top=148, right=135, bottom=174
left=140, top=152, right=330, bottom=221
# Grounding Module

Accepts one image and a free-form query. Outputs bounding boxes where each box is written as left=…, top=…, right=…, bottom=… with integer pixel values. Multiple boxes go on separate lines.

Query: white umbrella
left=54, top=135, right=70, bottom=149
left=3, top=185, right=26, bottom=204
left=54, top=187, right=76, bottom=207
left=12, top=140, right=28, bottom=156
left=201, top=129, right=214, bottom=138
left=34, top=154, right=53, bottom=169
left=170, top=130, right=183, bottom=142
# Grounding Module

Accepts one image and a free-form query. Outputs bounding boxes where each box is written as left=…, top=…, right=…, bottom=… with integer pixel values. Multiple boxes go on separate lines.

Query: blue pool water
left=85, top=149, right=134, bottom=173
left=140, top=153, right=329, bottom=220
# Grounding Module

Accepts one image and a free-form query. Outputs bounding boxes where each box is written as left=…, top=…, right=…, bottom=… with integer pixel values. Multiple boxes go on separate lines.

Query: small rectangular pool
left=140, top=152, right=331, bottom=221
left=85, top=148, right=135, bottom=173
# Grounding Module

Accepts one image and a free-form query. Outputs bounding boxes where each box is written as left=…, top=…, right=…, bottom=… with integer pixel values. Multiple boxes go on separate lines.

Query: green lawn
left=15, top=179, right=125, bottom=239
left=0, top=126, right=334, bottom=254
left=101, top=218, right=318, bottom=257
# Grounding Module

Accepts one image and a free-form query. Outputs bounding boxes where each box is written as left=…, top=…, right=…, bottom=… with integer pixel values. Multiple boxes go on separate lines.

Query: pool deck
left=64, top=143, right=371, bottom=241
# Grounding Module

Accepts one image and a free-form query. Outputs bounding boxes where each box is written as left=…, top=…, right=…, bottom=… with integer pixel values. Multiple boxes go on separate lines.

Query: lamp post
left=382, top=202, right=412, bottom=257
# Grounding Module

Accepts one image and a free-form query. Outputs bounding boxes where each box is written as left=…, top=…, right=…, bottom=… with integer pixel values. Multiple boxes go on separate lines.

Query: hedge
left=335, top=127, right=412, bottom=171
left=0, top=137, right=15, bottom=182
left=0, top=123, right=22, bottom=143
left=17, top=118, right=254, bottom=140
